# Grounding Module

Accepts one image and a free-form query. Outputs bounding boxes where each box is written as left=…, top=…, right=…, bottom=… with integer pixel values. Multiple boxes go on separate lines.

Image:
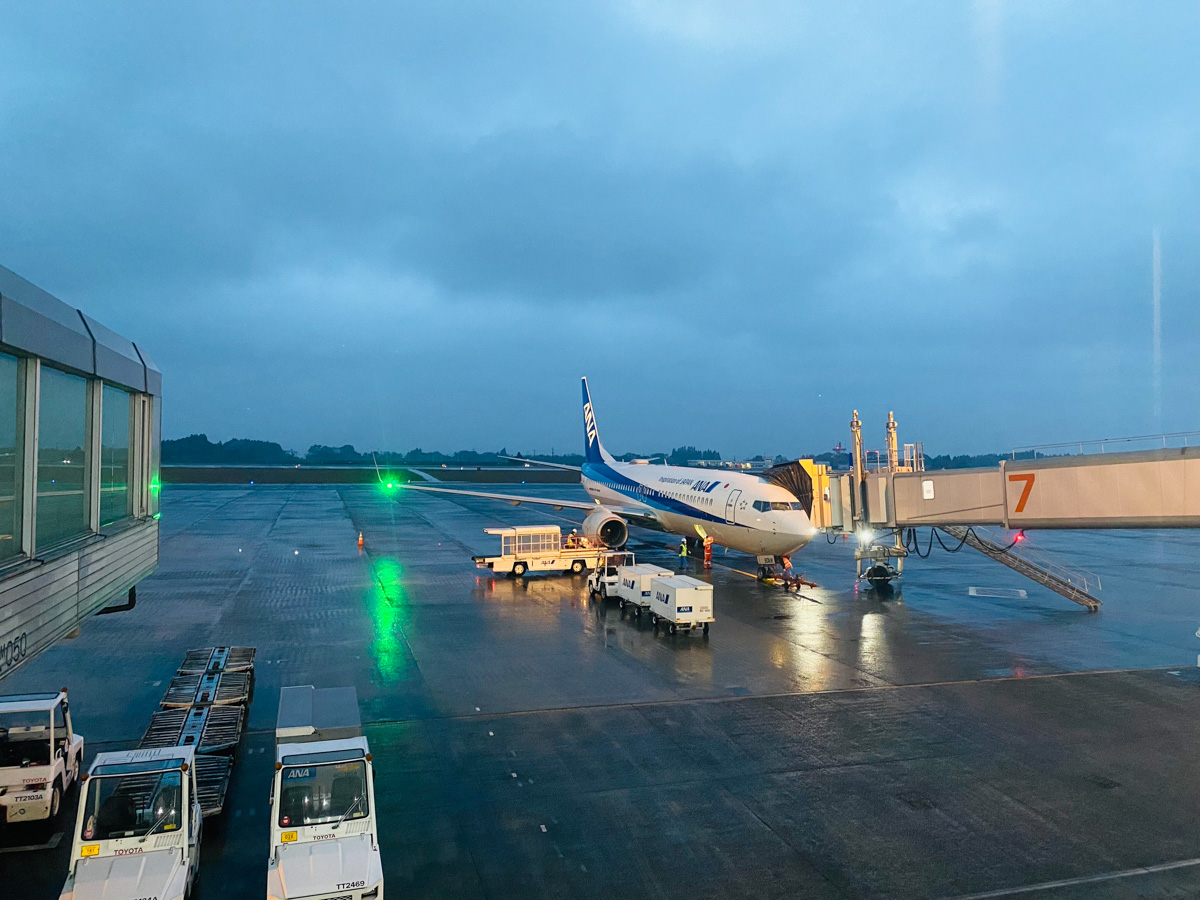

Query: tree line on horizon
left=161, top=434, right=725, bottom=468
left=162, top=434, right=1008, bottom=471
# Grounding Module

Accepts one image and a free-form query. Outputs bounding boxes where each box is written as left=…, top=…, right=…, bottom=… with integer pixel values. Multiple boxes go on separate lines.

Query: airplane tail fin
left=581, top=377, right=613, bottom=465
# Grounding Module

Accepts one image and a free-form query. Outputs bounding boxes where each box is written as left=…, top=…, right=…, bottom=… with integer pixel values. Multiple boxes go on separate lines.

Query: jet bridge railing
left=1013, top=430, right=1200, bottom=460
left=864, top=446, right=1200, bottom=530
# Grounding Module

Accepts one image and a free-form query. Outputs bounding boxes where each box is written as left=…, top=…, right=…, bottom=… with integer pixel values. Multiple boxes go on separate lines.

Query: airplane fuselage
left=580, top=460, right=815, bottom=557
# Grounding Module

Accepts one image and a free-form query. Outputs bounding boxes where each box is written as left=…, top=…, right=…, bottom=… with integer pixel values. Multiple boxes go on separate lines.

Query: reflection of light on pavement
left=858, top=610, right=885, bottom=668
left=864, top=609, right=883, bottom=652
left=771, top=599, right=841, bottom=691
left=474, top=576, right=590, bottom=634
left=369, top=558, right=410, bottom=684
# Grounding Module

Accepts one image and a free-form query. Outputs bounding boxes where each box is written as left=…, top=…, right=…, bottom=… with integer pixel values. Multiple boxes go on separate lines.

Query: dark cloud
left=1, top=1, right=1199, bottom=456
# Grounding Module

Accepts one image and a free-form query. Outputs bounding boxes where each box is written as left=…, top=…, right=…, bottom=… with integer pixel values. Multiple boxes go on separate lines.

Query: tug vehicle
left=59, top=746, right=203, bottom=900
left=267, top=685, right=383, bottom=900
left=0, top=689, right=83, bottom=824
left=586, top=550, right=636, bottom=598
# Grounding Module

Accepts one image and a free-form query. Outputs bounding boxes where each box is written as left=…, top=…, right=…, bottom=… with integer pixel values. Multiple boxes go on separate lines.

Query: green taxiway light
left=378, top=476, right=404, bottom=496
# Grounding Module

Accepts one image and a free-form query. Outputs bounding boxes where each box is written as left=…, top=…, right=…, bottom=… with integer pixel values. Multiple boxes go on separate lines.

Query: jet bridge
left=857, top=446, right=1200, bottom=531
left=820, top=415, right=1200, bottom=610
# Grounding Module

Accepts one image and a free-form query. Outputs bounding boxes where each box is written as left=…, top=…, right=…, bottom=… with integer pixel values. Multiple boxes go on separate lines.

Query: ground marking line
left=0, top=832, right=62, bottom=853
left=235, top=665, right=1191, bottom=732
left=938, top=856, right=1200, bottom=899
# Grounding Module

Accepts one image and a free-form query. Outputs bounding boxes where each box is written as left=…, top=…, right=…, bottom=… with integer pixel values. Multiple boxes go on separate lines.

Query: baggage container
left=649, top=575, right=714, bottom=634
left=614, top=564, right=674, bottom=615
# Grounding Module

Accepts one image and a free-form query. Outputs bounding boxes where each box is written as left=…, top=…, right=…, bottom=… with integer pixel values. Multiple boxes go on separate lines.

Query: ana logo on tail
left=581, top=377, right=608, bottom=464
left=584, top=402, right=598, bottom=447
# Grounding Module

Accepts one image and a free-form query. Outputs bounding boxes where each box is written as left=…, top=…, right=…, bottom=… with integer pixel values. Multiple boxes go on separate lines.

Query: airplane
left=401, top=379, right=818, bottom=569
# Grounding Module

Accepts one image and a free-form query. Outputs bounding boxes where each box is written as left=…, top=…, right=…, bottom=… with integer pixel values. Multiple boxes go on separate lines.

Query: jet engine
left=581, top=509, right=628, bottom=548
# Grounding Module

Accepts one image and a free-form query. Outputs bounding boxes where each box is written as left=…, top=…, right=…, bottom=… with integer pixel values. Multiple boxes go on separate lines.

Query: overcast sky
left=2, top=2, right=1198, bottom=458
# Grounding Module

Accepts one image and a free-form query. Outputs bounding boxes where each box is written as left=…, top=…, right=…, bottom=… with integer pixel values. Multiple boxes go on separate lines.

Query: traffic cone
left=357, top=532, right=364, bottom=548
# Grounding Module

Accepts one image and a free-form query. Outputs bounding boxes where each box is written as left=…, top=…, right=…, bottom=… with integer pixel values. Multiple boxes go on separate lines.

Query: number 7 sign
left=1008, top=473, right=1035, bottom=513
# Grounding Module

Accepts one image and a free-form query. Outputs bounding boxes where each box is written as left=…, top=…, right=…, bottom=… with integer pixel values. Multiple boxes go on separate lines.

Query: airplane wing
left=402, top=483, right=663, bottom=526
left=403, top=483, right=596, bottom=510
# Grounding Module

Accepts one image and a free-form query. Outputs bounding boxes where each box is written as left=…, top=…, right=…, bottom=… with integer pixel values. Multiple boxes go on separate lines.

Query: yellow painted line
left=719, top=565, right=760, bottom=580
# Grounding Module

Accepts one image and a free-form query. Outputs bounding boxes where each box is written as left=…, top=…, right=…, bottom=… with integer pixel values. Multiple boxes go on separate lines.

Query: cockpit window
left=754, top=500, right=803, bottom=512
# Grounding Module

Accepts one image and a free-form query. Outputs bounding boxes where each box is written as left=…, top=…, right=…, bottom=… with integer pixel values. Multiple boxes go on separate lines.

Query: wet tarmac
left=4, top=484, right=1200, bottom=899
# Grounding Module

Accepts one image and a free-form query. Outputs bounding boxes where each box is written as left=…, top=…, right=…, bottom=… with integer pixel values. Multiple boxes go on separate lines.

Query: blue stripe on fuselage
left=581, top=462, right=739, bottom=526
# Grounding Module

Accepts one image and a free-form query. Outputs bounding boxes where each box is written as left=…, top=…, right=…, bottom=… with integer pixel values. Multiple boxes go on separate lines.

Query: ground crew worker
left=703, top=535, right=714, bottom=569
left=781, top=554, right=792, bottom=576
left=680, top=538, right=688, bottom=562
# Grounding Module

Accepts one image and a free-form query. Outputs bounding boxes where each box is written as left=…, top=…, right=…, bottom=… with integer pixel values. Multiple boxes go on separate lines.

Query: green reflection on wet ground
left=368, top=556, right=411, bottom=683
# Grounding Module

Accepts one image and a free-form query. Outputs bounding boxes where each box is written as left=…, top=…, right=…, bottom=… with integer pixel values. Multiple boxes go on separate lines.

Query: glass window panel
left=0, top=354, right=19, bottom=561
left=81, top=769, right=182, bottom=841
left=100, top=385, right=131, bottom=528
left=149, top=397, right=160, bottom=517
left=36, top=366, right=89, bottom=549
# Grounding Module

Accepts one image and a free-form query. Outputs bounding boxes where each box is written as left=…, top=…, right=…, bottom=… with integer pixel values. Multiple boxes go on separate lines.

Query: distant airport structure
left=0, top=265, right=161, bottom=680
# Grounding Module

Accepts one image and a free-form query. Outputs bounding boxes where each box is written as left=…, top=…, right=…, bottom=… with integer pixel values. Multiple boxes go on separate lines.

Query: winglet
left=581, top=377, right=612, bottom=465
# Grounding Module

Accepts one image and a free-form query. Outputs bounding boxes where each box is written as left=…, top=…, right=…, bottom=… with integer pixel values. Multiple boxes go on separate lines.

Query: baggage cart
left=649, top=575, right=714, bottom=634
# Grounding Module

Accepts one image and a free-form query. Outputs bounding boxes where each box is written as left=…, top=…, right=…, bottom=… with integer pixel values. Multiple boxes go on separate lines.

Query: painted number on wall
left=0, top=631, right=29, bottom=674
left=1008, top=473, right=1036, bottom=513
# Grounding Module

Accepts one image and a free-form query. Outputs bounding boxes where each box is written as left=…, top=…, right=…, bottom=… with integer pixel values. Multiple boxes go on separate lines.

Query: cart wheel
left=703, top=623, right=710, bottom=635
left=513, top=562, right=528, bottom=577
left=69, top=756, right=80, bottom=790
left=49, top=783, right=62, bottom=818
left=600, top=584, right=607, bottom=599
left=669, top=623, right=677, bottom=635
left=635, top=606, right=642, bottom=618
left=571, top=560, right=585, bottom=574
left=618, top=599, right=625, bottom=609
left=651, top=614, right=658, bottom=629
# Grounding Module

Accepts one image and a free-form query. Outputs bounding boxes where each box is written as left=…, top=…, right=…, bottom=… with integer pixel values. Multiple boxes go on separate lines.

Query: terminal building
left=0, top=265, right=160, bottom=680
